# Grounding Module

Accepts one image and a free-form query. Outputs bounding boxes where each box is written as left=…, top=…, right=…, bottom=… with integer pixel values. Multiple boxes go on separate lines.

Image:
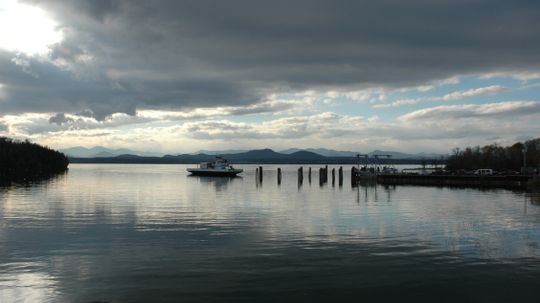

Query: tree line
left=445, top=138, right=540, bottom=172
left=0, top=137, right=69, bottom=183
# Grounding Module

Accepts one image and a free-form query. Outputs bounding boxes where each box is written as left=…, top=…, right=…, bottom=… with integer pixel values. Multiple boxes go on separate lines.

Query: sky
left=0, top=0, right=539, bottom=154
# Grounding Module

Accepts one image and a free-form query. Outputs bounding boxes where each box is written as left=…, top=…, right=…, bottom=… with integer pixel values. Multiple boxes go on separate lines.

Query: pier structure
left=373, top=154, right=398, bottom=174
left=251, top=165, right=536, bottom=190
left=377, top=174, right=532, bottom=190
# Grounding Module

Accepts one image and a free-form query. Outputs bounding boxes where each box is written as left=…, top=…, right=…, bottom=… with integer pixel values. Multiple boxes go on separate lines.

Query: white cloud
left=373, top=84, right=509, bottom=109
left=0, top=112, right=150, bottom=137
left=439, top=76, right=460, bottom=85
left=373, top=98, right=420, bottom=108
left=3, top=100, right=539, bottom=154
left=0, top=121, right=7, bottom=133
left=415, top=85, right=434, bottom=92
left=442, top=85, right=507, bottom=101
left=159, top=107, right=540, bottom=153
left=140, top=96, right=315, bottom=120
left=0, top=95, right=318, bottom=137
left=480, top=71, right=540, bottom=81
left=399, top=101, right=540, bottom=121
left=322, top=88, right=384, bottom=103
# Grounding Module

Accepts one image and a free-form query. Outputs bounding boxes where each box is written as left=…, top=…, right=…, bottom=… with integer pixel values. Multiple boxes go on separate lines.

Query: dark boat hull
left=187, top=169, right=243, bottom=177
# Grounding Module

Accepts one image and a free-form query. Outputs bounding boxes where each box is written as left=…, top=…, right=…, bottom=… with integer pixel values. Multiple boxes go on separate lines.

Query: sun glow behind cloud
left=0, top=0, right=63, bottom=56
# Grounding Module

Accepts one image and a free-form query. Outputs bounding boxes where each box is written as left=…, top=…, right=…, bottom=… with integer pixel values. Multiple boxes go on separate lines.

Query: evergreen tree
left=446, top=138, right=540, bottom=172
left=0, top=137, right=69, bottom=183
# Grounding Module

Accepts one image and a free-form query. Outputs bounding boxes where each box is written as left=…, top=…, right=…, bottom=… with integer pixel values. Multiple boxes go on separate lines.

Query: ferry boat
left=186, top=157, right=243, bottom=177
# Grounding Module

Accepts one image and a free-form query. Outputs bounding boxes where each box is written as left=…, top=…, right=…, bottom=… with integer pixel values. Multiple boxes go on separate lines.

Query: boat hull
left=187, top=168, right=243, bottom=177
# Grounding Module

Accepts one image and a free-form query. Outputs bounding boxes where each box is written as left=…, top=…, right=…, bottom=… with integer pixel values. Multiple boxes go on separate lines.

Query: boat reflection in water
left=187, top=175, right=242, bottom=190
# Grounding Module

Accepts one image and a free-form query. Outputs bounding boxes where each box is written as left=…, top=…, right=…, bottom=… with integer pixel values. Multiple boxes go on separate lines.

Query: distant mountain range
left=192, top=149, right=248, bottom=155
left=61, top=146, right=161, bottom=158
left=64, top=146, right=446, bottom=160
left=68, top=148, right=446, bottom=164
left=368, top=150, right=445, bottom=160
left=279, top=148, right=358, bottom=157
left=280, top=148, right=444, bottom=159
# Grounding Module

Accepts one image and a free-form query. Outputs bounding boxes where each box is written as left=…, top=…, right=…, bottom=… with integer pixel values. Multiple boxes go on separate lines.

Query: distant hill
left=192, top=149, right=248, bottom=155
left=288, top=150, right=327, bottom=160
left=226, top=149, right=289, bottom=160
left=65, top=146, right=446, bottom=160
left=61, top=146, right=161, bottom=158
left=93, top=151, right=116, bottom=157
left=69, top=148, right=445, bottom=164
left=280, top=148, right=358, bottom=157
left=280, top=148, right=446, bottom=159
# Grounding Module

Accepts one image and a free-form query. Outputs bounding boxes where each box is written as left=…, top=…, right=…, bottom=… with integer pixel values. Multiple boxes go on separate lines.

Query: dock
left=377, top=174, right=532, bottom=189
left=262, top=166, right=536, bottom=190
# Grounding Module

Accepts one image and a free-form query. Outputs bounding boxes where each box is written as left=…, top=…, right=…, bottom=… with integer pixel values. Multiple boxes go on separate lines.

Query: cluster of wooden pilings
left=257, top=166, right=345, bottom=187
left=255, top=166, right=536, bottom=190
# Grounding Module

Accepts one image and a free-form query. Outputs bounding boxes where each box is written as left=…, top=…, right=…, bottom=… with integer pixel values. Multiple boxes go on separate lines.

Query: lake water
left=1, top=164, right=540, bottom=302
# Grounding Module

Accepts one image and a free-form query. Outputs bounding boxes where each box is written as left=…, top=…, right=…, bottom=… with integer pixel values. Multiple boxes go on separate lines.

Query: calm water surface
left=1, top=164, right=540, bottom=302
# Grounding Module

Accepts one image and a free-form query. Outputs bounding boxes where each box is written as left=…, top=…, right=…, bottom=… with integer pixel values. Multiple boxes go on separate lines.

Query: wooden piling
left=258, top=166, right=263, bottom=183
left=325, top=165, right=328, bottom=183
left=277, top=167, right=282, bottom=185
left=332, top=168, right=335, bottom=186
left=351, top=166, right=358, bottom=187
left=308, top=167, right=312, bottom=183
left=339, top=166, right=343, bottom=186
left=298, top=166, right=303, bottom=185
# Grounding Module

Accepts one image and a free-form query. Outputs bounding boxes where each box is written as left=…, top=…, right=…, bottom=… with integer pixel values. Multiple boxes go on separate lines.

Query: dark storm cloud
left=4, top=0, right=540, bottom=117
left=48, top=113, right=73, bottom=125
left=0, top=51, right=257, bottom=119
